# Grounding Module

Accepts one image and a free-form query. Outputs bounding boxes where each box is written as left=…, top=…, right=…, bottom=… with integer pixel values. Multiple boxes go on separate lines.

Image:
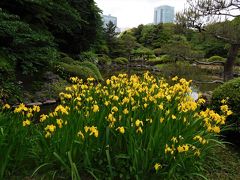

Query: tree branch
left=194, top=60, right=225, bottom=65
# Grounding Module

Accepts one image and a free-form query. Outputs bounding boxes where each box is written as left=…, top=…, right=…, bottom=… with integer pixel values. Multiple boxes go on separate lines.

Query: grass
left=204, top=144, right=240, bottom=180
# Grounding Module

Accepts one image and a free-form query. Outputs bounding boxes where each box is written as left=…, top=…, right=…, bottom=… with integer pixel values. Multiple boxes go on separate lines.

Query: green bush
left=147, top=55, right=173, bottom=65
left=153, top=48, right=163, bottom=57
left=79, top=51, right=98, bottom=64
left=160, top=55, right=173, bottom=63
left=208, top=55, right=226, bottom=63
left=235, top=58, right=240, bottom=66
left=0, top=57, right=12, bottom=73
left=79, top=61, right=103, bottom=81
left=60, top=56, right=76, bottom=64
left=147, top=57, right=163, bottom=65
left=56, top=62, right=99, bottom=80
left=98, top=54, right=112, bottom=65
left=112, top=57, right=128, bottom=64
left=212, top=78, right=240, bottom=131
left=57, top=57, right=103, bottom=81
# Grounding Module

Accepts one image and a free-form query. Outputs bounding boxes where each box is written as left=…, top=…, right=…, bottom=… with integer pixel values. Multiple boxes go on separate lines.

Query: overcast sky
left=95, top=0, right=187, bottom=29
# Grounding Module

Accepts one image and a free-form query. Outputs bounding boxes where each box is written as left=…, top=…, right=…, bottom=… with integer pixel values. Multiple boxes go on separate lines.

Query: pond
left=100, top=62, right=223, bottom=93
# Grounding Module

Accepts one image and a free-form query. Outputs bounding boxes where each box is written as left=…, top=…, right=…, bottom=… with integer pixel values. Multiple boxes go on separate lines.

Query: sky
left=95, top=0, right=187, bottom=29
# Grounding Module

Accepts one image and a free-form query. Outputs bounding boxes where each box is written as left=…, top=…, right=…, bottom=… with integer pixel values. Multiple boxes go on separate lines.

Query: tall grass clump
left=1, top=72, right=231, bottom=179
left=0, top=104, right=40, bottom=178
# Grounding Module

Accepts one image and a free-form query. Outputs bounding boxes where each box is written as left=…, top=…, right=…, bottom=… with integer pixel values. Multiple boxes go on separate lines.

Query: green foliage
left=147, top=58, right=163, bottom=65
left=235, top=58, right=240, bottom=66
left=117, top=32, right=138, bottom=58
left=159, top=55, right=173, bottom=63
left=0, top=53, right=13, bottom=74
left=0, top=9, right=58, bottom=74
left=112, top=57, right=129, bottom=64
left=55, top=61, right=102, bottom=81
left=79, top=51, right=98, bottom=64
left=212, top=78, right=240, bottom=131
left=98, top=54, right=112, bottom=66
left=208, top=55, right=226, bottom=62
left=153, top=48, right=163, bottom=56
left=0, top=0, right=103, bottom=54
left=60, top=56, right=76, bottom=64
left=0, top=0, right=104, bottom=99
left=80, top=61, right=103, bottom=81
left=104, top=21, right=119, bottom=57
left=161, top=35, right=193, bottom=61
left=0, top=111, right=36, bottom=179
left=132, top=47, right=154, bottom=59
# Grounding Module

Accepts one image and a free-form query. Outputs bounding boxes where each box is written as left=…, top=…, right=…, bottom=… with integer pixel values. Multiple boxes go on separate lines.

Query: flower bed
left=0, top=72, right=231, bottom=179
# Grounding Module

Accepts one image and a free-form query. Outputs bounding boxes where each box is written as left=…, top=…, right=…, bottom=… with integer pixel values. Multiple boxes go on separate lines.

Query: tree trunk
left=224, top=44, right=239, bottom=81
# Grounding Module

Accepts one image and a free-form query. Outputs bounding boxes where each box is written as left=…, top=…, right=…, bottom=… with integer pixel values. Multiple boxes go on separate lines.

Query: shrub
left=60, top=56, right=76, bottom=64
left=235, top=58, right=240, bottom=66
left=79, top=51, right=98, bottom=64
left=112, top=57, right=128, bottom=64
left=160, top=55, right=173, bottom=63
left=212, top=78, right=240, bottom=131
left=56, top=58, right=103, bottom=81
left=98, top=54, right=112, bottom=65
left=79, top=61, right=103, bottom=81
left=147, top=55, right=173, bottom=65
left=55, top=62, right=99, bottom=80
left=1, top=73, right=229, bottom=179
left=0, top=56, right=13, bottom=74
left=153, top=48, right=163, bottom=57
left=208, top=55, right=226, bottom=63
left=147, top=57, right=163, bottom=65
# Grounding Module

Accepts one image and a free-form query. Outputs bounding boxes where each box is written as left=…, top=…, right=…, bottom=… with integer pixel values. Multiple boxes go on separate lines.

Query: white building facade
left=154, top=5, right=175, bottom=24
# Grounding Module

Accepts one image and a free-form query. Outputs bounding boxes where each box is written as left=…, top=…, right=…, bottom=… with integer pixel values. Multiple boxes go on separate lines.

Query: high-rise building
left=154, top=5, right=175, bottom=24
left=102, top=14, right=121, bottom=33
left=102, top=14, right=117, bottom=28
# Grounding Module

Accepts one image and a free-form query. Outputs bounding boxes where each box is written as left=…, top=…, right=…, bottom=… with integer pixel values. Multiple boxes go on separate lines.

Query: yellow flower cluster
left=116, top=126, right=125, bottom=134
left=193, top=135, right=207, bottom=144
left=177, top=144, right=190, bottom=153
left=45, top=124, right=56, bottom=138
left=154, top=163, right=162, bottom=171
left=84, top=126, right=99, bottom=138
left=54, top=105, right=70, bottom=115
left=13, top=103, right=40, bottom=127
left=199, top=108, right=228, bottom=133
left=3, top=103, right=10, bottom=110
left=32, top=71, right=229, bottom=175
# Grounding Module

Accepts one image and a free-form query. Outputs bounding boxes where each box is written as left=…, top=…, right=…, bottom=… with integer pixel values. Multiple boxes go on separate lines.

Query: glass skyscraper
left=154, top=5, right=175, bottom=24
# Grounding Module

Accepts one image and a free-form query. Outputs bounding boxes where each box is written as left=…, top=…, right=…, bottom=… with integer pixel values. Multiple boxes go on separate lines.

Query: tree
left=161, top=35, right=197, bottom=62
left=0, top=0, right=103, bottom=54
left=104, top=21, right=119, bottom=57
left=118, top=32, right=139, bottom=58
left=177, top=0, right=240, bottom=81
left=132, top=47, right=154, bottom=60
